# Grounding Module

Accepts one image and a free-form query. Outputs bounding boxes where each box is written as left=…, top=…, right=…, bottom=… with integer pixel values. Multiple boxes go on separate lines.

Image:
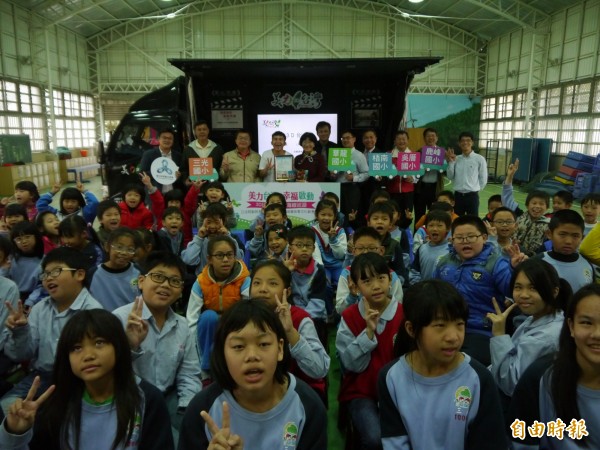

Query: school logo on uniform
left=283, top=422, right=299, bottom=449
left=454, top=386, right=472, bottom=421
left=471, top=271, right=483, bottom=281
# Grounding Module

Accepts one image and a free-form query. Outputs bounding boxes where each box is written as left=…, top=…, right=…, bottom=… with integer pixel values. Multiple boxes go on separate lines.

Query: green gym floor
left=75, top=176, right=564, bottom=448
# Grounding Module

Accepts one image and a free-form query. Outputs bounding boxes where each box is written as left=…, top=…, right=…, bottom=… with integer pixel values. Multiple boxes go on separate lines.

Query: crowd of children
left=0, top=154, right=598, bottom=450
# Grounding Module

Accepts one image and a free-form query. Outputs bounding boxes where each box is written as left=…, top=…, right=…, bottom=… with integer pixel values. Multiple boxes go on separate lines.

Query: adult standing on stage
left=220, top=129, right=262, bottom=182
left=386, top=130, right=416, bottom=217
left=445, top=131, right=488, bottom=216
left=180, top=120, right=224, bottom=185
left=413, top=127, right=442, bottom=224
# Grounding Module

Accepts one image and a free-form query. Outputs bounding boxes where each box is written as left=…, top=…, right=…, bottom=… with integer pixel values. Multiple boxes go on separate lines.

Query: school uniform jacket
left=378, top=354, right=507, bottom=450
left=0, top=380, right=174, bottom=450
left=178, top=375, right=326, bottom=450
left=337, top=298, right=404, bottom=402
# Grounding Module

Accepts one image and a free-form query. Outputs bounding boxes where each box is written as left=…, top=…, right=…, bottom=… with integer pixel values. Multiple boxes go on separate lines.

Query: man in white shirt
left=446, top=131, right=488, bottom=216
left=259, top=131, right=293, bottom=182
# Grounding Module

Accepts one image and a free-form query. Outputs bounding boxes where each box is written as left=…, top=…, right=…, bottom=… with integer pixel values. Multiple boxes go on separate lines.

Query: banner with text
left=225, top=182, right=341, bottom=229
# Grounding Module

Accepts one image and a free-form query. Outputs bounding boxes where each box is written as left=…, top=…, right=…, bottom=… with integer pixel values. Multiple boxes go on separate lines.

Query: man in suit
left=140, top=129, right=183, bottom=194
left=360, top=128, right=387, bottom=219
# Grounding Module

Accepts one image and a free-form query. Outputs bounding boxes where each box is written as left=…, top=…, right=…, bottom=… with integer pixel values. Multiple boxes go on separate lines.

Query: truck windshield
left=112, top=120, right=170, bottom=161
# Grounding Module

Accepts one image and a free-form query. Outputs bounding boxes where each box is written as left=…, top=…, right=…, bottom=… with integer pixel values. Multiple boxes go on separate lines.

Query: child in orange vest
left=186, top=235, right=250, bottom=382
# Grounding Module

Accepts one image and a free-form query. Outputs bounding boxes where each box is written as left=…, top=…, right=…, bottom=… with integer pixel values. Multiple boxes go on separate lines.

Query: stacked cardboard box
left=0, top=160, right=61, bottom=196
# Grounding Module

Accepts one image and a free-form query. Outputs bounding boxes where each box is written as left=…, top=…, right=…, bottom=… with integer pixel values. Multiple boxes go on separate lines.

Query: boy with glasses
left=286, top=226, right=328, bottom=347
left=434, top=215, right=525, bottom=366
left=486, top=206, right=518, bottom=251
left=0, top=247, right=102, bottom=413
left=113, top=251, right=200, bottom=430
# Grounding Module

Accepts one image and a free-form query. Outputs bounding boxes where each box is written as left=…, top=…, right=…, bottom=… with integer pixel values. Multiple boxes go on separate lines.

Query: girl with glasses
left=186, top=235, right=250, bottom=385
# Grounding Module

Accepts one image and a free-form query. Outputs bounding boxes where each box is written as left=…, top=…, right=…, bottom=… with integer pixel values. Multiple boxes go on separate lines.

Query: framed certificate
left=275, top=155, right=293, bottom=181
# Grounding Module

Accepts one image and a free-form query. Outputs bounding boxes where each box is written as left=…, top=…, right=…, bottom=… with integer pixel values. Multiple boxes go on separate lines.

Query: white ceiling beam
left=88, top=0, right=482, bottom=54
left=461, top=0, right=550, bottom=30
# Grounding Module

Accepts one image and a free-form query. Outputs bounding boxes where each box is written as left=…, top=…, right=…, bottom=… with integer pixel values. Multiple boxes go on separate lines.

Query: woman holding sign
left=294, top=132, right=326, bottom=182
left=385, top=130, right=416, bottom=221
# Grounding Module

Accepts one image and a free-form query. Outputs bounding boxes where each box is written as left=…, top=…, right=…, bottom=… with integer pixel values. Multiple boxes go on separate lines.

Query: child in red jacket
left=118, top=182, right=162, bottom=229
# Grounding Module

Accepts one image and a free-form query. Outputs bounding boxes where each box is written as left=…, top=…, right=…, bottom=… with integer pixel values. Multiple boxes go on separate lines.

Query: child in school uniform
left=336, top=226, right=403, bottom=315
left=88, top=227, right=141, bottom=311
left=8, top=222, right=45, bottom=309
left=486, top=206, right=518, bottom=252
left=0, top=247, right=102, bottom=413
left=409, top=209, right=451, bottom=285
left=337, top=252, right=404, bottom=450
left=193, top=180, right=237, bottom=229
left=156, top=207, right=185, bottom=256
left=36, top=182, right=98, bottom=224
left=112, top=251, right=201, bottom=429
left=581, top=192, right=600, bottom=237
left=367, top=201, right=408, bottom=286
left=247, top=203, right=289, bottom=260
left=433, top=215, right=525, bottom=366
left=181, top=202, right=244, bottom=276
left=378, top=279, right=507, bottom=450
left=186, top=236, right=250, bottom=381
left=0, top=237, right=19, bottom=382
left=0, top=309, right=174, bottom=450
left=488, top=259, right=571, bottom=398
left=538, top=209, right=595, bottom=293
left=508, top=284, right=600, bottom=450
left=285, top=226, right=329, bottom=346
left=250, top=259, right=330, bottom=404
left=179, top=300, right=327, bottom=449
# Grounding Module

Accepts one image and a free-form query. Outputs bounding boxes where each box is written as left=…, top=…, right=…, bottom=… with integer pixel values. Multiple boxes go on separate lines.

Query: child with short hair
left=322, top=191, right=345, bottom=228
left=336, top=226, right=403, bottom=314
left=186, top=236, right=250, bottom=379
left=35, top=211, right=60, bottom=254
left=538, top=209, right=594, bottom=293
left=179, top=300, right=327, bottom=449
left=548, top=189, right=574, bottom=216
left=247, top=202, right=289, bottom=260
left=487, top=206, right=518, bottom=251
left=181, top=202, right=244, bottom=275
left=337, top=252, right=405, bottom=450
left=367, top=202, right=408, bottom=285
left=286, top=226, right=328, bottom=345
left=58, top=215, right=103, bottom=267
left=36, top=182, right=98, bottom=224
left=8, top=222, right=45, bottom=309
left=157, top=206, right=185, bottom=255
left=581, top=192, right=600, bottom=236
left=0, top=180, right=39, bottom=221
left=118, top=183, right=159, bottom=230
left=433, top=215, right=525, bottom=366
left=0, top=309, right=175, bottom=450
left=483, top=194, right=502, bottom=221
left=88, top=227, right=142, bottom=311
left=409, top=209, right=451, bottom=285
left=488, top=259, right=571, bottom=397
left=248, top=192, right=292, bottom=234
left=413, top=190, right=459, bottom=232
left=412, top=201, right=454, bottom=253
left=502, top=158, right=550, bottom=256
left=4, top=204, right=28, bottom=230
left=95, top=199, right=121, bottom=246
left=113, top=251, right=201, bottom=423
left=0, top=247, right=102, bottom=413
left=193, top=180, right=237, bottom=229
left=378, top=280, right=506, bottom=450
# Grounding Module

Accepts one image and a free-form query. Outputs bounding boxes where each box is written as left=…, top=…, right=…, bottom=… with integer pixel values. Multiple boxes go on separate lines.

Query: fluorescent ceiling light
left=408, top=0, right=424, bottom=3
